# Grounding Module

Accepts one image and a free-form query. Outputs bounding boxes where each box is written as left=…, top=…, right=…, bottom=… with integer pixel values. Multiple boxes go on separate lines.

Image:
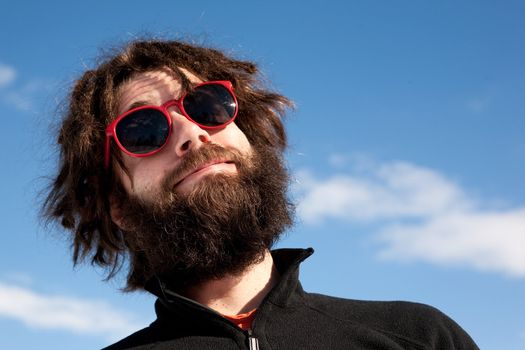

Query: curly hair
left=43, top=39, right=292, bottom=285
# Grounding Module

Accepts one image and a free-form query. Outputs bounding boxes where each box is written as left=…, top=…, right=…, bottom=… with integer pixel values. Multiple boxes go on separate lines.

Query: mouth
left=173, top=159, right=236, bottom=188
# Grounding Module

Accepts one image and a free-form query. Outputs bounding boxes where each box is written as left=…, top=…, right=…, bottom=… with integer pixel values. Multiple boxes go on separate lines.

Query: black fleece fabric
left=103, top=248, right=479, bottom=350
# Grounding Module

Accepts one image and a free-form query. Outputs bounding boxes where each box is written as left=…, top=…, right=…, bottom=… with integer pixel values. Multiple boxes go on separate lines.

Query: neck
left=183, top=250, right=279, bottom=315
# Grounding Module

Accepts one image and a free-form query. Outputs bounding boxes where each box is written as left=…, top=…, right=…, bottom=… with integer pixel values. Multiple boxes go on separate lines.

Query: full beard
left=115, top=143, right=293, bottom=291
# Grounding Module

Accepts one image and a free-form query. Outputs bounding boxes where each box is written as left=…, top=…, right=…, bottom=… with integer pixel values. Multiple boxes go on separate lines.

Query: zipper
left=160, top=285, right=261, bottom=349
left=247, top=329, right=260, bottom=350
left=160, top=287, right=255, bottom=348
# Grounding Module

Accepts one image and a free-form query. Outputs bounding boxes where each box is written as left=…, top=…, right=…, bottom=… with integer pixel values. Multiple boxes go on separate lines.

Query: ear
left=109, top=193, right=127, bottom=230
left=108, top=161, right=134, bottom=231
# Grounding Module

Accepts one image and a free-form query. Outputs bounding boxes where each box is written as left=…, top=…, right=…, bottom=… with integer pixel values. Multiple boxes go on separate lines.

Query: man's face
left=109, top=68, right=292, bottom=290
left=114, top=68, right=253, bottom=201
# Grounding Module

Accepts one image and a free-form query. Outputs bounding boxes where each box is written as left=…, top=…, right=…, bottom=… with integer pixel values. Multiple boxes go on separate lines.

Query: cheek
left=118, top=157, right=167, bottom=196
left=219, top=124, right=253, bottom=155
left=132, top=170, right=163, bottom=194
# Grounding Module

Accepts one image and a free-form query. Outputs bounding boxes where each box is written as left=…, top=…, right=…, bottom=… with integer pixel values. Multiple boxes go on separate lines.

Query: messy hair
left=43, top=39, right=292, bottom=285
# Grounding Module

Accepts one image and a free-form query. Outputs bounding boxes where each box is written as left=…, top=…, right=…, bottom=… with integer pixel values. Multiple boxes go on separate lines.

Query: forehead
left=116, top=68, right=203, bottom=114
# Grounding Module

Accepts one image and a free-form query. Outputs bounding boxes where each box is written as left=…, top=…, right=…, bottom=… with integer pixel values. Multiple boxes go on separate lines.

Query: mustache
left=161, top=143, right=248, bottom=192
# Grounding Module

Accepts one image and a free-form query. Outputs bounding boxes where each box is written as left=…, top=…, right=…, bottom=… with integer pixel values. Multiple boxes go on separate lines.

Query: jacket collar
left=145, top=248, right=314, bottom=325
left=264, top=248, right=314, bottom=307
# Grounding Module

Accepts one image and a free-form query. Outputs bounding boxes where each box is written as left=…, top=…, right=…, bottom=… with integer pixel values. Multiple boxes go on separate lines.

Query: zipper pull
left=247, top=329, right=260, bottom=350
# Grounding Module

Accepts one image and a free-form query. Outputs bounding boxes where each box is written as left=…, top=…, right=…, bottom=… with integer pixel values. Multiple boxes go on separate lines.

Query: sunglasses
left=104, top=80, right=238, bottom=168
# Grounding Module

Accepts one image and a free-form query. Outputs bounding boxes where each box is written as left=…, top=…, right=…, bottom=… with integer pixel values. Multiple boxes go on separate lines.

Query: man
left=44, top=39, right=479, bottom=349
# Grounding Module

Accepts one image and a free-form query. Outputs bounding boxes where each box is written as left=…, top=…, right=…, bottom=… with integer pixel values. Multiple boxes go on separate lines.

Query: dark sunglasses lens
left=183, top=84, right=237, bottom=126
left=115, top=109, right=169, bottom=154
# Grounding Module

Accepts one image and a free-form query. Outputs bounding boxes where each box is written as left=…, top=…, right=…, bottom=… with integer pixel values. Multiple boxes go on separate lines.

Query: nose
left=168, top=109, right=211, bottom=157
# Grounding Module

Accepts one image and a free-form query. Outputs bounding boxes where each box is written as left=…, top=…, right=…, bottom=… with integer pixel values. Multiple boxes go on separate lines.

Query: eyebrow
left=125, top=100, right=152, bottom=112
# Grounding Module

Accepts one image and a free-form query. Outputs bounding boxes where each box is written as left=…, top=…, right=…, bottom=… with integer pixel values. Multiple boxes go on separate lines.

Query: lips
left=173, top=159, right=235, bottom=188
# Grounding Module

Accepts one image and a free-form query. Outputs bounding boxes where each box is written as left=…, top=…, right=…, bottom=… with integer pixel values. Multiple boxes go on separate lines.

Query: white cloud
left=0, top=63, right=16, bottom=87
left=295, top=158, right=525, bottom=277
left=466, top=96, right=490, bottom=113
left=2, top=272, right=33, bottom=286
left=377, top=210, right=525, bottom=277
left=328, top=154, right=349, bottom=167
left=3, top=91, right=33, bottom=111
left=297, top=161, right=472, bottom=223
left=0, top=64, right=52, bottom=111
left=520, top=328, right=525, bottom=340
left=0, top=282, right=143, bottom=341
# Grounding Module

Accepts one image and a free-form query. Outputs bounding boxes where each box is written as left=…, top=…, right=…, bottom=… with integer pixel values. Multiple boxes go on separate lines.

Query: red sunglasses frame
left=104, top=80, right=238, bottom=168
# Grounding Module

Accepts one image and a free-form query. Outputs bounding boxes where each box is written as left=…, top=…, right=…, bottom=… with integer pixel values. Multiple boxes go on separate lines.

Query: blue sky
left=1, top=1, right=524, bottom=349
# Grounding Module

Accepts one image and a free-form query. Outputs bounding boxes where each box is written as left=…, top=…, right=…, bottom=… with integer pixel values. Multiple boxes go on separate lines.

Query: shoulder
left=302, top=293, right=479, bottom=349
left=101, top=323, right=160, bottom=350
left=306, top=292, right=445, bottom=321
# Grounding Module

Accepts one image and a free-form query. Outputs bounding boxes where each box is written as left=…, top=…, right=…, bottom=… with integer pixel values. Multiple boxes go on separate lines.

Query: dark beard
left=115, top=143, right=293, bottom=291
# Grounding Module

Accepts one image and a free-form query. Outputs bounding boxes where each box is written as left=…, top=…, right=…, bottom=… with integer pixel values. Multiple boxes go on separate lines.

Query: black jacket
left=103, top=248, right=479, bottom=349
